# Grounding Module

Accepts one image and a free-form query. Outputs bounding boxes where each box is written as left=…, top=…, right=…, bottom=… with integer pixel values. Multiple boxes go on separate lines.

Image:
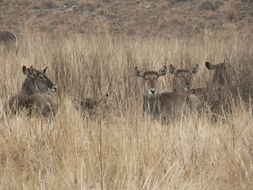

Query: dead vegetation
left=0, top=30, right=252, bottom=189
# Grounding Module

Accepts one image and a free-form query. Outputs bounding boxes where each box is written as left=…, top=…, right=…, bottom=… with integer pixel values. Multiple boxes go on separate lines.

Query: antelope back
left=8, top=94, right=56, bottom=116
left=0, top=31, right=17, bottom=44
left=0, top=31, right=17, bottom=53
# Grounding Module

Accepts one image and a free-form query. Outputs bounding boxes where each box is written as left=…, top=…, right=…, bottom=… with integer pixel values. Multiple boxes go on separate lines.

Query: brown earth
left=0, top=0, right=253, bottom=38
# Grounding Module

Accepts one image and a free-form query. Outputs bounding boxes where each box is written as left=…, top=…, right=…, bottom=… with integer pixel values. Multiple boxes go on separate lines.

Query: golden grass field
left=0, top=30, right=253, bottom=189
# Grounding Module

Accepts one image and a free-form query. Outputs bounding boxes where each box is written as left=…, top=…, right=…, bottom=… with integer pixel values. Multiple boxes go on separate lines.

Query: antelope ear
left=135, top=66, right=145, bottom=77
left=42, top=67, right=48, bottom=74
left=157, top=65, right=167, bottom=76
left=22, top=66, right=28, bottom=75
left=205, top=62, right=215, bottom=70
left=169, top=64, right=177, bottom=74
left=190, top=64, right=199, bottom=74
left=23, top=66, right=35, bottom=78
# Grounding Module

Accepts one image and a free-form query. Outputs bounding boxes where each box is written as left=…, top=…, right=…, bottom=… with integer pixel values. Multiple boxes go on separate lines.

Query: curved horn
left=135, top=67, right=145, bottom=77
left=190, top=64, right=199, bottom=74
left=169, top=64, right=177, bottom=74
left=157, top=65, right=167, bottom=76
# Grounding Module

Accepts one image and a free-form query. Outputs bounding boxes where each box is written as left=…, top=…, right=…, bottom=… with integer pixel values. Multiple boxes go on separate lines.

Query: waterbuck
left=169, top=64, right=202, bottom=110
left=73, top=93, right=111, bottom=116
left=169, top=64, right=199, bottom=93
left=205, top=61, right=235, bottom=88
left=205, top=60, right=239, bottom=114
left=0, top=31, right=18, bottom=54
left=8, top=66, right=58, bottom=116
left=135, top=65, right=199, bottom=121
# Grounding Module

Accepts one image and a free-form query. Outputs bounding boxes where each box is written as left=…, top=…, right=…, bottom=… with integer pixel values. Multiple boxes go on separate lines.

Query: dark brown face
left=135, top=66, right=167, bottom=95
left=205, top=61, right=228, bottom=86
left=169, top=64, right=199, bottom=93
left=22, top=66, right=57, bottom=93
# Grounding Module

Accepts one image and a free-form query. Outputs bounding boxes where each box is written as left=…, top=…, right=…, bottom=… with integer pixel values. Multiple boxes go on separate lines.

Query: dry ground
left=1, top=0, right=253, bottom=38
left=0, top=30, right=253, bottom=189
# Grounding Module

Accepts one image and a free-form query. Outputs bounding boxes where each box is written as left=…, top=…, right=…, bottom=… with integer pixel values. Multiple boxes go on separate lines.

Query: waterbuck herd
left=135, top=61, right=235, bottom=121
left=1, top=30, right=242, bottom=121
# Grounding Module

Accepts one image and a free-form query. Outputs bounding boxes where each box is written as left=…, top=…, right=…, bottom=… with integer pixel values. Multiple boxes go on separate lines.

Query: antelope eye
left=39, top=75, right=44, bottom=79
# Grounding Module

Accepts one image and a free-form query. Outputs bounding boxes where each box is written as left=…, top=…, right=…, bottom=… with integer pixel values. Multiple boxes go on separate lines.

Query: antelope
left=0, top=31, right=18, bottom=54
left=72, top=81, right=112, bottom=116
left=169, top=64, right=202, bottom=110
left=8, top=66, right=58, bottom=116
left=184, top=61, right=232, bottom=98
left=135, top=65, right=199, bottom=120
left=169, top=64, right=199, bottom=93
left=73, top=93, right=111, bottom=115
left=205, top=61, right=235, bottom=88
left=204, top=60, right=239, bottom=114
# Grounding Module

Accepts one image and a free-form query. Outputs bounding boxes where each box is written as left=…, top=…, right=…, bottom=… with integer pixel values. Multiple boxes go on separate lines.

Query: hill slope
left=0, top=0, right=253, bottom=38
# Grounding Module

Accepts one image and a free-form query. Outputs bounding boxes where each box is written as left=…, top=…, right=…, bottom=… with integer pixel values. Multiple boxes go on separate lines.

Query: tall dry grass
left=0, top=31, right=253, bottom=189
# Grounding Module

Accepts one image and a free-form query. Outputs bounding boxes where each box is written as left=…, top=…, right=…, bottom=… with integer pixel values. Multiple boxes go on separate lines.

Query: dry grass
left=0, top=31, right=253, bottom=189
left=223, top=0, right=237, bottom=22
